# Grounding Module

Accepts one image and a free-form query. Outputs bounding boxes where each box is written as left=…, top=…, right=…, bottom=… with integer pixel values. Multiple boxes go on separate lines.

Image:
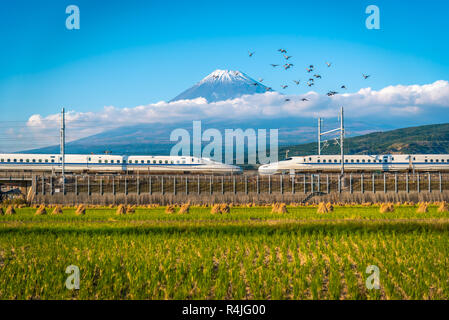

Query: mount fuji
left=170, top=69, right=269, bottom=102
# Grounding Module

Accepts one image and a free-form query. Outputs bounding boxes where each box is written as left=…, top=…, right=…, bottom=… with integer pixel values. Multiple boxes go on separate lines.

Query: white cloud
left=1, top=80, right=447, bottom=152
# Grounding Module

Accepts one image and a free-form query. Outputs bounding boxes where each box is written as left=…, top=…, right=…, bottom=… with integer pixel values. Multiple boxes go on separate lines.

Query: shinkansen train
left=259, top=154, right=449, bottom=175
left=0, top=153, right=242, bottom=174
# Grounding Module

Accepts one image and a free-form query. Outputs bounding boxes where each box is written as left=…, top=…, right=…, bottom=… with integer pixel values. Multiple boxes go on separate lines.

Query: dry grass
left=35, top=204, right=47, bottom=216
left=51, top=205, right=63, bottom=215
left=211, top=204, right=221, bottom=214
left=438, top=201, right=449, bottom=213
left=165, top=205, right=175, bottom=214
left=416, top=202, right=428, bottom=214
left=220, top=203, right=230, bottom=214
left=126, top=205, right=135, bottom=214
left=5, top=205, right=16, bottom=215
left=75, top=204, right=86, bottom=216
left=178, top=203, right=190, bottom=214
left=271, top=203, right=288, bottom=214
left=379, top=202, right=395, bottom=213
left=317, top=202, right=328, bottom=214
left=210, top=203, right=230, bottom=214
left=116, top=204, right=125, bottom=215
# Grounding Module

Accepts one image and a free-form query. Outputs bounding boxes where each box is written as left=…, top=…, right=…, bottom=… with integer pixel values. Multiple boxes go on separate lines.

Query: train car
left=258, top=154, right=449, bottom=175
left=0, top=153, right=242, bottom=174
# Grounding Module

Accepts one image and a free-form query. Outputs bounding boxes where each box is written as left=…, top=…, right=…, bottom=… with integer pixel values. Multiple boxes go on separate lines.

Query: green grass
left=1, top=205, right=449, bottom=299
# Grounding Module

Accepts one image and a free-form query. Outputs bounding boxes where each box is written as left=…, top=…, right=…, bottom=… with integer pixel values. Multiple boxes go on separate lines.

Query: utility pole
left=317, top=117, right=321, bottom=155
left=60, top=108, right=65, bottom=194
left=317, top=107, right=345, bottom=187
left=340, top=106, right=345, bottom=182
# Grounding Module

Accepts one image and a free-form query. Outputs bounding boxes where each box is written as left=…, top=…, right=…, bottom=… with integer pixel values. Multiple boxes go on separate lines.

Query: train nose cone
left=229, top=164, right=243, bottom=173
left=258, top=164, right=277, bottom=175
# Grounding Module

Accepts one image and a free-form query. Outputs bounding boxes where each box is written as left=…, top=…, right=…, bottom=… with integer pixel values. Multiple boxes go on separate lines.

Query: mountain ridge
left=278, top=122, right=449, bottom=160
left=170, top=69, right=269, bottom=102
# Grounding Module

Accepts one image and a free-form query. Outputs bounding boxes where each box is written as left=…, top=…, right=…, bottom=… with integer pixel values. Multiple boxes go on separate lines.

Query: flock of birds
left=247, top=49, right=371, bottom=102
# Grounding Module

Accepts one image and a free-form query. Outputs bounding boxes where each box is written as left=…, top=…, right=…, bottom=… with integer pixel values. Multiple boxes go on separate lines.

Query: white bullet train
left=0, top=153, right=242, bottom=174
left=259, top=154, right=449, bottom=175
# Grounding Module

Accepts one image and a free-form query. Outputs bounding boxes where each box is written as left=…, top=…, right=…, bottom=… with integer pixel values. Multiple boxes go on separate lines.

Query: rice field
left=0, top=204, right=449, bottom=300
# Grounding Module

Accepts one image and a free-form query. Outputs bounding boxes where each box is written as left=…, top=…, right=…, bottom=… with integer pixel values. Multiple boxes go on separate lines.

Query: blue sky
left=1, top=0, right=449, bottom=151
left=1, top=0, right=448, bottom=118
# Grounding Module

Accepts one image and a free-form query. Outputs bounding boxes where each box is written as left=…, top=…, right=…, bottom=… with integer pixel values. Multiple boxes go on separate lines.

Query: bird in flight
left=327, top=91, right=338, bottom=96
left=270, top=64, right=279, bottom=67
left=308, top=78, right=315, bottom=82
left=326, top=62, right=332, bottom=67
left=341, top=85, right=346, bottom=89
left=307, top=82, right=314, bottom=87
left=265, top=87, right=272, bottom=91
left=362, top=74, right=370, bottom=79
left=306, top=67, right=313, bottom=73
left=281, top=85, right=288, bottom=89
left=314, top=74, right=322, bottom=79
left=252, top=82, right=259, bottom=86
left=301, top=98, right=309, bottom=101
left=248, top=51, right=255, bottom=57
left=278, top=49, right=287, bottom=53
left=285, top=98, right=291, bottom=102
left=284, top=63, right=294, bottom=70
left=283, top=54, right=292, bottom=60
left=293, top=80, right=300, bottom=85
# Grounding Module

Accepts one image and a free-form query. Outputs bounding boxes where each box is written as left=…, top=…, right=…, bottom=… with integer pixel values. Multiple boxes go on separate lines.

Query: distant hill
left=279, top=123, right=449, bottom=160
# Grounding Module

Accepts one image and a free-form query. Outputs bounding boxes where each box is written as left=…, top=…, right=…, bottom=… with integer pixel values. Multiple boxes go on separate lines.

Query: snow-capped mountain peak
left=170, top=69, right=269, bottom=102
left=199, top=69, right=252, bottom=84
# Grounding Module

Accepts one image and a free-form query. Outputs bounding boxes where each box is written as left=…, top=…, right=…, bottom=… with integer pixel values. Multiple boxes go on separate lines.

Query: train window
left=153, top=160, right=157, bottom=164
left=436, top=159, right=439, bottom=163
left=317, top=159, right=320, bottom=163
left=165, top=160, right=168, bottom=164
left=182, top=160, right=186, bottom=164
left=362, top=159, right=365, bottom=163
left=105, top=160, right=108, bottom=163
left=309, top=157, right=312, bottom=161
left=45, top=160, right=48, bottom=163
left=171, top=160, right=174, bottom=164
left=345, top=159, right=348, bottom=163
left=146, top=160, right=150, bottom=164
left=7, top=159, right=10, bottom=162
left=88, top=158, right=91, bottom=161
left=0, top=159, right=3, bottom=162
left=334, top=159, right=337, bottom=163
left=159, top=160, right=163, bottom=164
left=350, top=159, right=354, bottom=163
left=384, top=159, right=387, bottom=162
left=430, top=159, right=434, bottom=162
left=141, top=160, right=144, bottom=164
left=413, top=157, right=416, bottom=160
left=391, top=157, right=394, bottom=161
left=323, top=159, right=326, bottom=163
left=176, top=160, right=180, bottom=164
left=51, top=160, right=54, bottom=163
left=425, top=159, right=428, bottom=162
left=191, top=158, right=194, bottom=162
left=98, top=160, right=102, bottom=163
left=368, top=159, right=371, bottom=163
left=356, top=159, right=359, bottom=163
left=26, top=159, right=29, bottom=162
